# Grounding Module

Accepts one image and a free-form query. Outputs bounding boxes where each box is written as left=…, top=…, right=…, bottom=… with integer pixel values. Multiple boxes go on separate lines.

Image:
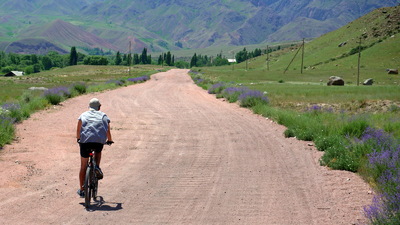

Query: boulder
left=29, top=87, right=48, bottom=91
left=387, top=69, right=398, bottom=74
left=363, top=78, right=373, bottom=85
left=327, top=76, right=344, bottom=86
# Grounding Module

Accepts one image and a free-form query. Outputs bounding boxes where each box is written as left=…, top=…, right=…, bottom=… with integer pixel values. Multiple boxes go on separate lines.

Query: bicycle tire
left=92, top=177, right=98, bottom=200
left=84, top=167, right=91, bottom=208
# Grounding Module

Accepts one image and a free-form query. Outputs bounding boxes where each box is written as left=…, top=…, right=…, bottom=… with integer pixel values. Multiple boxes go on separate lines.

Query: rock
left=363, top=78, right=373, bottom=85
left=28, top=87, right=48, bottom=91
left=327, top=76, right=344, bottom=86
left=387, top=69, right=398, bottom=74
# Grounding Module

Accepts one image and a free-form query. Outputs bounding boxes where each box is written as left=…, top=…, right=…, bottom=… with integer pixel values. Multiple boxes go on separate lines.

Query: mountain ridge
left=0, top=0, right=398, bottom=54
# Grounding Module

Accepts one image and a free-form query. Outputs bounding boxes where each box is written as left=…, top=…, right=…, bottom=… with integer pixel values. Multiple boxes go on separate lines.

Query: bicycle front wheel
left=84, top=167, right=92, bottom=208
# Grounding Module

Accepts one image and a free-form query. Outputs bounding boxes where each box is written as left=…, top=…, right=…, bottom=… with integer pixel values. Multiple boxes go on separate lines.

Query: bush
left=238, top=90, right=269, bottom=108
left=222, top=86, right=249, bottom=103
left=341, top=117, right=370, bottom=138
left=0, top=114, right=14, bottom=146
left=208, top=82, right=227, bottom=94
left=72, top=83, right=87, bottom=95
left=43, top=86, right=71, bottom=105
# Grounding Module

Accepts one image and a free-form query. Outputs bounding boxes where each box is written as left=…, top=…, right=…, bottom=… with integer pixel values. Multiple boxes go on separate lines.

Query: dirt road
left=0, top=69, right=372, bottom=224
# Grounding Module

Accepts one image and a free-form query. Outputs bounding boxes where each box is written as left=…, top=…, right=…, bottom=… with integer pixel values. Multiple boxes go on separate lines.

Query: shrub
left=127, top=75, right=150, bottom=83
left=208, top=82, right=227, bottom=94
left=341, top=117, right=370, bottom=138
left=106, top=79, right=125, bottom=86
left=0, top=114, right=14, bottom=146
left=72, top=83, right=87, bottom=95
left=238, top=90, right=269, bottom=108
left=1, top=103, right=24, bottom=123
left=361, top=127, right=400, bottom=224
left=43, top=86, right=70, bottom=105
left=222, top=86, right=249, bottom=103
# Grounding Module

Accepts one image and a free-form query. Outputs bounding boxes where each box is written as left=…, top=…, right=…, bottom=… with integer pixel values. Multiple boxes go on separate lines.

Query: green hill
left=196, top=6, right=400, bottom=107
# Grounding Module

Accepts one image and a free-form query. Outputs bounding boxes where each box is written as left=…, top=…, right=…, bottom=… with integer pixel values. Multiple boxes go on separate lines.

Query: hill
left=199, top=5, right=400, bottom=88
left=0, top=0, right=398, bottom=54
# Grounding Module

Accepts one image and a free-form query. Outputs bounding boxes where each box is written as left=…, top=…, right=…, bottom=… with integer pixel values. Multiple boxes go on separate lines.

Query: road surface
left=0, top=69, right=372, bottom=224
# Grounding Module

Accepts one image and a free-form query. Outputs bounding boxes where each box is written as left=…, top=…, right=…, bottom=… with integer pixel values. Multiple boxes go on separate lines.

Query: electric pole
left=301, top=38, right=305, bottom=74
left=357, top=37, right=362, bottom=86
left=266, top=45, right=269, bottom=71
left=129, top=40, right=131, bottom=76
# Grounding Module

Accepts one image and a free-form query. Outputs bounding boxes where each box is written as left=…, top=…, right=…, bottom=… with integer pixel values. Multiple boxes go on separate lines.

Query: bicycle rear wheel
left=84, top=167, right=92, bottom=208
left=92, top=177, right=98, bottom=200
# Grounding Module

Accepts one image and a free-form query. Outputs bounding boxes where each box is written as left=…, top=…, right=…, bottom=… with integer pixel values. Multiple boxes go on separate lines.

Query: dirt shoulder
left=0, top=69, right=372, bottom=224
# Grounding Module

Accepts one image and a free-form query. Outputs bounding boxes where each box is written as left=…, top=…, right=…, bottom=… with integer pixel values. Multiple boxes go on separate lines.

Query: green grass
left=0, top=65, right=164, bottom=102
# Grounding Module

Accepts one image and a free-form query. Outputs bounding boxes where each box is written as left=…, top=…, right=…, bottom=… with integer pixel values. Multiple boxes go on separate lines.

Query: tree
left=147, top=55, right=152, bottom=64
left=235, top=48, right=248, bottom=64
left=133, top=54, right=140, bottom=64
left=69, top=47, right=78, bottom=65
left=190, top=53, right=197, bottom=68
left=141, top=48, right=148, bottom=64
left=158, top=55, right=163, bottom=65
left=41, top=56, right=53, bottom=70
left=115, top=51, right=122, bottom=65
left=166, top=51, right=172, bottom=66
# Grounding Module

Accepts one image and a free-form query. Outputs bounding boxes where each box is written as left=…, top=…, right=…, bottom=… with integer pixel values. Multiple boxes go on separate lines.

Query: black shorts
left=79, top=142, right=104, bottom=158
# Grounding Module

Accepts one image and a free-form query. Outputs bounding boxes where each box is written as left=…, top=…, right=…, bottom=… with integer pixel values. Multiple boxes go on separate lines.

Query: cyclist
left=76, top=98, right=113, bottom=198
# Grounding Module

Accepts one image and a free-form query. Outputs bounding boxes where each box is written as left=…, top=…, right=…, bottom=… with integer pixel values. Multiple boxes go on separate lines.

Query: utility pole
left=357, top=37, right=362, bottom=86
left=301, top=38, right=305, bottom=74
left=232, top=51, right=235, bottom=71
left=129, top=40, right=131, bottom=76
left=266, top=45, right=269, bottom=71
left=284, top=42, right=302, bottom=74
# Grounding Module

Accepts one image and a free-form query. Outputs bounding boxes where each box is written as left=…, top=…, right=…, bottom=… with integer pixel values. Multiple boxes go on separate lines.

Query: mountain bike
left=84, top=141, right=113, bottom=208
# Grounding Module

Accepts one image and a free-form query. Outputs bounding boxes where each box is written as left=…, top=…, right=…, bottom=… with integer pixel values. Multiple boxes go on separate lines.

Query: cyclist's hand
left=106, top=140, right=114, bottom=146
left=77, top=138, right=80, bottom=143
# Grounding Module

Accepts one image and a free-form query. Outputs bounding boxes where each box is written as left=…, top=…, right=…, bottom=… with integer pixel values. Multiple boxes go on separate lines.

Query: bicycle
left=84, top=141, right=113, bottom=208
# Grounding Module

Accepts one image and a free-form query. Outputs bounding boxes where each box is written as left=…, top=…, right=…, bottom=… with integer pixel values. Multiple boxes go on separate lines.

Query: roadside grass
left=0, top=65, right=164, bottom=147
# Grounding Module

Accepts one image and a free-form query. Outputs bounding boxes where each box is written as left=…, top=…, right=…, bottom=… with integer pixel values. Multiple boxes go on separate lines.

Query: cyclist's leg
left=92, top=143, right=104, bottom=166
left=94, top=151, right=102, bottom=166
left=79, top=157, right=88, bottom=191
left=79, top=143, right=91, bottom=193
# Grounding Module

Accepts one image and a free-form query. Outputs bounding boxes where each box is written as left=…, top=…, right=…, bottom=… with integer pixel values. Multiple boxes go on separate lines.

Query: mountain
left=0, top=0, right=398, bottom=54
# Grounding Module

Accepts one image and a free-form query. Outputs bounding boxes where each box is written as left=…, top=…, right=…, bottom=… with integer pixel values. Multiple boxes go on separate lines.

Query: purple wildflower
left=208, top=82, right=227, bottom=94
left=127, top=75, right=150, bottom=83
left=43, top=86, right=71, bottom=97
left=238, top=90, right=269, bottom=107
left=361, top=127, right=400, bottom=223
left=1, top=103, right=21, bottom=111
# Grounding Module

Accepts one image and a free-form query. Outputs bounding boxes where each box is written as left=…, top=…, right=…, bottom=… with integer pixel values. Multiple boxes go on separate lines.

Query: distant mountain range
left=0, top=0, right=398, bottom=54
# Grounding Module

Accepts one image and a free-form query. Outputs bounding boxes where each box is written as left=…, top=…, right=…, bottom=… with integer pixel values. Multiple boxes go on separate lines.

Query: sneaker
left=95, top=166, right=103, bottom=179
left=77, top=189, right=85, bottom=198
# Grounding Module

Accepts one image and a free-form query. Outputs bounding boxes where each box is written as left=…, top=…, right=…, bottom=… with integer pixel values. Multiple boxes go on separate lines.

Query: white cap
left=89, top=98, right=101, bottom=110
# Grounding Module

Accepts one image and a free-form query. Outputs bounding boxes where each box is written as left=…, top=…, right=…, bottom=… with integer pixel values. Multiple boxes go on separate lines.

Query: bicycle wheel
left=84, top=167, right=92, bottom=208
left=92, top=177, right=98, bottom=200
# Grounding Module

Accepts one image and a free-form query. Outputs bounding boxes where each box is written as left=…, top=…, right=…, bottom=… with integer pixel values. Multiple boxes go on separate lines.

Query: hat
left=89, top=98, right=101, bottom=110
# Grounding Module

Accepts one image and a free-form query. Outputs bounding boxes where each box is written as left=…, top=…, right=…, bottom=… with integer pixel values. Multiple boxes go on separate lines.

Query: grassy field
left=0, top=65, right=165, bottom=103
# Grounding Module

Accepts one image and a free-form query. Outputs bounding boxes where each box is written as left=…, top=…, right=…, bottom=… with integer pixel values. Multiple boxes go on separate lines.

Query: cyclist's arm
left=76, top=119, right=82, bottom=140
left=106, top=122, right=113, bottom=142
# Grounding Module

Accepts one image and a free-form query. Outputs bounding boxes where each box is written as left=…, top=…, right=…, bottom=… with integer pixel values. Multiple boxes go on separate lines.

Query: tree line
left=0, top=47, right=179, bottom=75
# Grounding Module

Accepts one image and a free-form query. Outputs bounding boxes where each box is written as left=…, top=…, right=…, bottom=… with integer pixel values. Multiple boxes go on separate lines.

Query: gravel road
left=0, top=69, right=372, bottom=224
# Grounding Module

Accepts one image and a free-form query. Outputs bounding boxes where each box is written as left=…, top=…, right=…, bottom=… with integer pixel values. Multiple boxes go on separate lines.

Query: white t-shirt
left=78, top=109, right=110, bottom=144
